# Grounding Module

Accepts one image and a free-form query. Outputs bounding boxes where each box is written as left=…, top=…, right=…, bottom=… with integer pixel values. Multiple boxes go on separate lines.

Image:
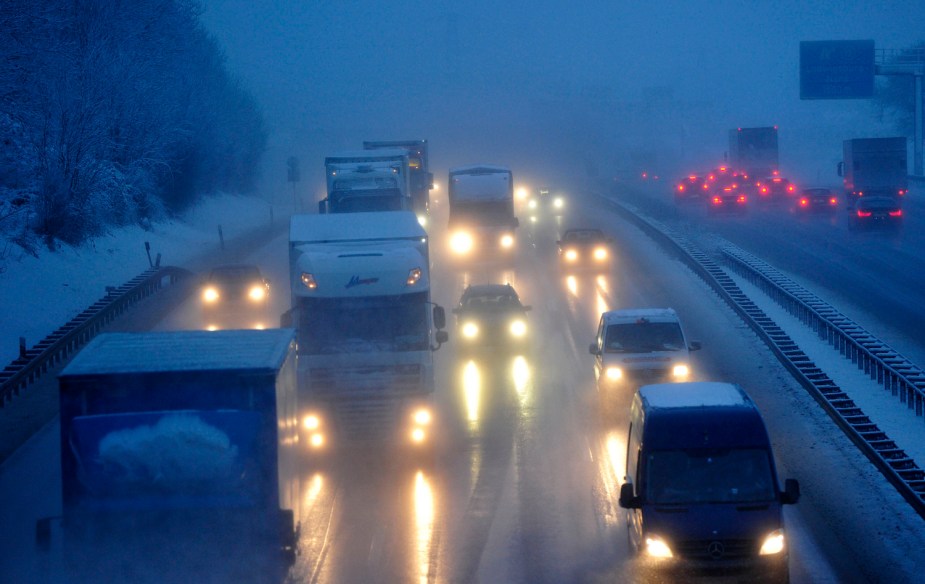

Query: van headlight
left=593, top=247, right=608, bottom=260
left=759, top=530, right=785, bottom=555
left=203, top=287, right=219, bottom=303
left=564, top=249, right=578, bottom=262
left=644, top=535, right=673, bottom=558
left=248, top=285, right=267, bottom=302
left=605, top=366, right=623, bottom=380
left=672, top=364, right=690, bottom=379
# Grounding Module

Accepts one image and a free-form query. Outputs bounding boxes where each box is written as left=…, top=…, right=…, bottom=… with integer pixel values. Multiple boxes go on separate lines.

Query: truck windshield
left=645, top=448, right=776, bottom=505
left=331, top=189, right=406, bottom=213
left=604, top=322, right=685, bottom=353
left=450, top=201, right=513, bottom=226
left=298, top=292, right=428, bottom=353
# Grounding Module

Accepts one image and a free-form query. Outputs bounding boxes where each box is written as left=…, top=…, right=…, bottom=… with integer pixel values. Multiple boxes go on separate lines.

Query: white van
left=589, top=308, right=701, bottom=391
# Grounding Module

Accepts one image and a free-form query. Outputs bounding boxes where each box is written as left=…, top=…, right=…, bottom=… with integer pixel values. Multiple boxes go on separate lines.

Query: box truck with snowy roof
left=43, top=329, right=300, bottom=579
left=447, top=164, right=519, bottom=259
left=284, top=211, right=448, bottom=452
left=363, top=139, right=433, bottom=223
left=319, top=149, right=412, bottom=214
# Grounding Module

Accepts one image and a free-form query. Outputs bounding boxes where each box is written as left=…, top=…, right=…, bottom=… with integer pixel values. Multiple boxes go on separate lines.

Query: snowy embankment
left=0, top=195, right=281, bottom=366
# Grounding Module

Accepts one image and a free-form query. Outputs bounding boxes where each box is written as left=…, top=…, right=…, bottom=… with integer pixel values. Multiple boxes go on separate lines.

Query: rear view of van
left=619, top=382, right=800, bottom=583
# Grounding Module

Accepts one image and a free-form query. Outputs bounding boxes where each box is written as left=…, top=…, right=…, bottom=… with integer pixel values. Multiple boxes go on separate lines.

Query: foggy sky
left=200, top=1, right=925, bottom=196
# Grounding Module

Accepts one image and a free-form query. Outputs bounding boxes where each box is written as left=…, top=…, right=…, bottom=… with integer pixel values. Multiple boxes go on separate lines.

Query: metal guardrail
left=721, top=245, right=925, bottom=418
left=0, top=266, right=191, bottom=406
left=597, top=194, right=925, bottom=518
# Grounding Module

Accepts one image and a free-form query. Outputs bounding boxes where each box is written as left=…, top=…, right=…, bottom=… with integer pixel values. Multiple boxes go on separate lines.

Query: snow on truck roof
left=325, top=149, right=409, bottom=162
left=449, top=164, right=511, bottom=175
left=290, top=211, right=426, bottom=243
left=60, top=329, right=295, bottom=376
left=639, top=382, right=752, bottom=409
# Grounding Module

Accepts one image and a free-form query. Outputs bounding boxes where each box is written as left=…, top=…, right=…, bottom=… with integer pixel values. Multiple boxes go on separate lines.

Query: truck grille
left=309, top=364, right=423, bottom=395
left=674, top=538, right=756, bottom=561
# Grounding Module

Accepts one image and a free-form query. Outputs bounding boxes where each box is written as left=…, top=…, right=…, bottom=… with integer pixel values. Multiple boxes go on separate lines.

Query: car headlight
left=248, top=285, right=267, bottom=302
left=644, top=536, right=673, bottom=558
left=203, top=287, right=219, bottom=302
left=528, top=199, right=537, bottom=209
left=500, top=234, right=514, bottom=248
left=759, top=530, right=786, bottom=555
left=412, top=408, right=432, bottom=426
left=672, top=364, right=690, bottom=379
left=450, top=231, right=474, bottom=254
left=593, top=247, right=608, bottom=260
left=509, top=320, right=527, bottom=337
left=553, top=197, right=564, bottom=209
left=462, top=322, right=479, bottom=339
left=303, top=414, right=321, bottom=431
left=564, top=249, right=578, bottom=261
left=605, top=366, right=623, bottom=380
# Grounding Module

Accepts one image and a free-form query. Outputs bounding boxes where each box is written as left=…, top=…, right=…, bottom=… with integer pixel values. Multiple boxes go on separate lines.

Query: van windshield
left=605, top=322, right=685, bottom=353
left=645, top=448, right=776, bottom=504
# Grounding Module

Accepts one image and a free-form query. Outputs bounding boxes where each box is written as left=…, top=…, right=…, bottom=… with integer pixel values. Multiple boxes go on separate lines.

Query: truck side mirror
left=317, top=200, right=328, bottom=214
left=280, top=309, right=294, bottom=328
left=433, top=305, right=446, bottom=329
left=589, top=343, right=600, bottom=356
left=435, top=330, right=449, bottom=344
left=689, top=340, right=702, bottom=351
left=522, top=305, right=532, bottom=312
left=618, top=483, right=641, bottom=509
left=781, top=478, right=800, bottom=504
left=837, top=161, right=844, bottom=177
left=513, top=217, right=520, bottom=228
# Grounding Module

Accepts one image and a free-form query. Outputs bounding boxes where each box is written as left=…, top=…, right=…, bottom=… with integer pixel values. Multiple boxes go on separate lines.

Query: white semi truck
left=447, top=164, right=519, bottom=260
left=319, top=149, right=412, bottom=214
left=283, top=211, right=448, bottom=451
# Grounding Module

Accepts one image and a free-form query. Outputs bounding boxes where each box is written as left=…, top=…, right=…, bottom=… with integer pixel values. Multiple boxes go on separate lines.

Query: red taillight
left=737, top=195, right=747, bottom=203
left=678, top=184, right=685, bottom=191
left=787, top=184, right=796, bottom=192
left=708, top=174, right=715, bottom=181
left=799, top=198, right=809, bottom=206
left=719, top=166, right=727, bottom=172
left=642, top=172, right=648, bottom=178
left=760, top=186, right=769, bottom=194
left=889, top=209, right=903, bottom=217
left=829, top=197, right=838, bottom=205
left=899, top=189, right=907, bottom=196
left=688, top=175, right=697, bottom=181
left=857, top=210, right=872, bottom=217
left=772, top=178, right=782, bottom=183
left=702, top=183, right=708, bottom=189
left=712, top=196, right=722, bottom=205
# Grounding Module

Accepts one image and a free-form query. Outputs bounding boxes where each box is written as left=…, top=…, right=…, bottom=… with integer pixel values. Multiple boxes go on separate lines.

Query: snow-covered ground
left=0, top=195, right=283, bottom=366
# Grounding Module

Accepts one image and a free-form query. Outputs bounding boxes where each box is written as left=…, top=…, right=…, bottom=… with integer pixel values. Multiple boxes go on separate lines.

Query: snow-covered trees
left=0, top=0, right=266, bottom=247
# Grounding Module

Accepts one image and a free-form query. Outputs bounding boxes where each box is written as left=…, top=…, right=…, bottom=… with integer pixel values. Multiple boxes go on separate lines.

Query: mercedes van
left=619, top=382, right=800, bottom=583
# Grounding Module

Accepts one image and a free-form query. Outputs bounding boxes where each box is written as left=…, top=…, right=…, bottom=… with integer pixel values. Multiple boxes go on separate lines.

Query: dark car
left=201, top=264, right=271, bottom=330
left=706, top=175, right=748, bottom=215
left=526, top=186, right=566, bottom=219
left=452, top=283, right=532, bottom=352
left=674, top=173, right=706, bottom=203
left=557, top=228, right=613, bottom=272
left=755, top=175, right=797, bottom=203
left=794, top=188, right=839, bottom=214
left=848, top=196, right=903, bottom=231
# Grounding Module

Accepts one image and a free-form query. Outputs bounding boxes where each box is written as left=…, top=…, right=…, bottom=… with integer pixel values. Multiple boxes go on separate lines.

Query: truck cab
left=619, top=382, right=800, bottom=584
left=447, top=164, right=519, bottom=260
left=321, top=149, right=412, bottom=214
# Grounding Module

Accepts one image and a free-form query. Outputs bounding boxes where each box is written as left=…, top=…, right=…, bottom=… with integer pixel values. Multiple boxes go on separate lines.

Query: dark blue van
left=619, top=382, right=800, bottom=583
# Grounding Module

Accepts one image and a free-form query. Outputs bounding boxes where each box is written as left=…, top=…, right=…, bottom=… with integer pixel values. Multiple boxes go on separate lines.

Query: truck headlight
left=644, top=536, right=673, bottom=558
left=672, top=364, right=690, bottom=379
left=462, top=322, right=479, bottom=339
left=759, top=530, right=785, bottom=555
left=450, top=231, right=473, bottom=254
left=412, top=408, right=432, bottom=426
left=301, top=272, right=318, bottom=290
left=248, top=285, right=267, bottom=301
left=203, top=287, right=219, bottom=302
left=500, top=234, right=514, bottom=248
left=303, top=414, right=321, bottom=430
left=406, top=267, right=423, bottom=286
left=509, top=320, right=527, bottom=337
left=605, top=366, right=623, bottom=380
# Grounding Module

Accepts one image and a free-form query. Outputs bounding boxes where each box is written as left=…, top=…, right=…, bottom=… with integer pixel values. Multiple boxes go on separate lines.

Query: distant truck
left=284, top=211, right=448, bottom=451
left=838, top=137, right=908, bottom=205
left=44, top=329, right=299, bottom=578
left=363, top=139, right=433, bottom=222
left=728, top=126, right=779, bottom=179
left=320, top=149, right=411, bottom=214
left=447, top=164, right=519, bottom=259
